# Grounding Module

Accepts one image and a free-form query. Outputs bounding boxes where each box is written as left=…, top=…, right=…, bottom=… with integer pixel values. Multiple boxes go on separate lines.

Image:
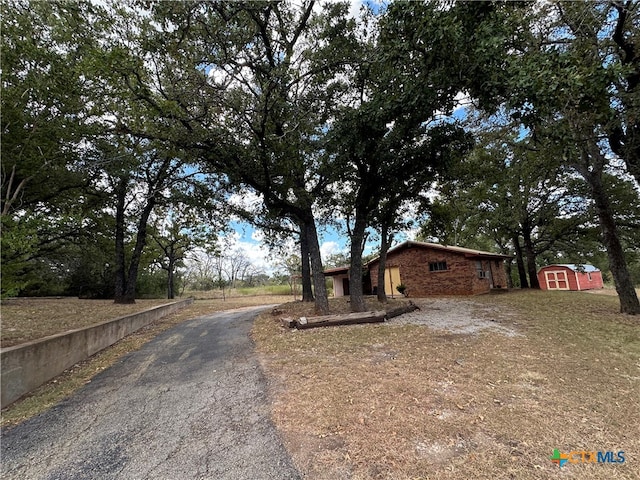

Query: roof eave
left=323, top=267, right=350, bottom=276
left=463, top=253, right=513, bottom=260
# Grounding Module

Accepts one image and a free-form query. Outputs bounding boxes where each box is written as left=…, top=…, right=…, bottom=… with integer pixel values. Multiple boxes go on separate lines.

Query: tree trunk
left=512, top=233, right=529, bottom=288
left=376, top=224, right=393, bottom=303
left=299, top=224, right=314, bottom=302
left=580, top=165, right=640, bottom=314
left=122, top=203, right=154, bottom=303
left=505, top=260, right=514, bottom=289
left=304, top=219, right=329, bottom=314
left=522, top=223, right=540, bottom=289
left=609, top=124, right=640, bottom=186
left=167, top=253, right=175, bottom=299
left=113, top=177, right=129, bottom=303
left=608, top=5, right=640, bottom=186
left=349, top=212, right=368, bottom=312
left=116, top=191, right=156, bottom=304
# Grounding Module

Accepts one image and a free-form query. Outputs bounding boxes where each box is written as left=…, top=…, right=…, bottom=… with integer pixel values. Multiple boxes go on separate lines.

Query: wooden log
left=295, top=310, right=386, bottom=330
left=280, top=317, right=296, bottom=329
left=385, top=301, right=420, bottom=320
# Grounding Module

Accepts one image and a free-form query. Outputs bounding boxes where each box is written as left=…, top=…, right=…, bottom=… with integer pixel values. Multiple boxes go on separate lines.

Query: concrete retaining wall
left=1, top=298, right=193, bottom=408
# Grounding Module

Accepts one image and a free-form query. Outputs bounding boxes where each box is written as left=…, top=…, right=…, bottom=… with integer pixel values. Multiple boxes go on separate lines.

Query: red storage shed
left=537, top=264, right=604, bottom=291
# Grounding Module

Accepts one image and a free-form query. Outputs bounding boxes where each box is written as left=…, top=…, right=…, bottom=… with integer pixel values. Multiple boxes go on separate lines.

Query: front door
left=384, top=267, right=402, bottom=297
left=545, top=271, right=569, bottom=290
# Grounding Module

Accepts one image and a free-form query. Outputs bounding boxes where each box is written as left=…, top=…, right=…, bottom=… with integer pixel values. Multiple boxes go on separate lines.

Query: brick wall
left=493, top=259, right=508, bottom=288
left=369, top=247, right=508, bottom=297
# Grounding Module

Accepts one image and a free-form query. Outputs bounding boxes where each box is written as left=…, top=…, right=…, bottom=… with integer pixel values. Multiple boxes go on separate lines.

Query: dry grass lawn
left=252, top=291, right=640, bottom=479
left=1, top=298, right=172, bottom=347
left=1, top=295, right=293, bottom=427
left=0, top=295, right=294, bottom=347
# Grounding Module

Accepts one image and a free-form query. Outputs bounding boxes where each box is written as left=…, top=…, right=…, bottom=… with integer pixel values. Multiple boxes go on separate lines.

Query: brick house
left=366, top=241, right=510, bottom=297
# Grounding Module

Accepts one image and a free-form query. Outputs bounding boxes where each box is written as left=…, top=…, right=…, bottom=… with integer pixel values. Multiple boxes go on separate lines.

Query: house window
left=476, top=261, right=487, bottom=279
left=429, top=261, right=447, bottom=272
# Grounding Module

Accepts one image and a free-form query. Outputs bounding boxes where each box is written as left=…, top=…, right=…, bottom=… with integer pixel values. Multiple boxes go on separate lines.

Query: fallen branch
left=293, top=311, right=386, bottom=330
left=280, top=301, right=420, bottom=330
left=385, top=301, right=420, bottom=319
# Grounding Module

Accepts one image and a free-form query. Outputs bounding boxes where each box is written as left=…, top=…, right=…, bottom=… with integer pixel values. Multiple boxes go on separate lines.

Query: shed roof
left=323, top=266, right=350, bottom=276
left=539, top=264, right=600, bottom=273
left=367, top=240, right=511, bottom=265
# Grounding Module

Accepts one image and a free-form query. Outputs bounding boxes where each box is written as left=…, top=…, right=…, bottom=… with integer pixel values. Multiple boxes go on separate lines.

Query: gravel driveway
left=1, top=306, right=300, bottom=480
left=386, top=298, right=522, bottom=336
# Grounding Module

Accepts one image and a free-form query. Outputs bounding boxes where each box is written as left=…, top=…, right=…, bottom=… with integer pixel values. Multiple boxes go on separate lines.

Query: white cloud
left=453, top=90, right=472, bottom=116
left=349, top=0, right=365, bottom=19
left=432, top=90, right=473, bottom=121
left=320, top=240, right=341, bottom=260
left=237, top=241, right=272, bottom=271
left=220, top=230, right=242, bottom=245
left=216, top=231, right=273, bottom=274
left=227, top=190, right=264, bottom=220
left=251, top=229, right=265, bottom=242
left=402, top=226, right=420, bottom=242
left=215, top=226, right=303, bottom=275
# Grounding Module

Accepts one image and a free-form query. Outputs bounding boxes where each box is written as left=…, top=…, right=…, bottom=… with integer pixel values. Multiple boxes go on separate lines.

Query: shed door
left=384, top=267, right=401, bottom=296
left=342, top=278, right=350, bottom=296
left=545, top=271, right=569, bottom=290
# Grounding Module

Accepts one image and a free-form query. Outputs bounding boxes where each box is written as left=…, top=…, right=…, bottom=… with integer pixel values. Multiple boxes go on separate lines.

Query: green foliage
left=62, top=235, right=116, bottom=299
left=236, top=284, right=292, bottom=296
left=1, top=216, right=38, bottom=296
left=3, top=0, right=637, bottom=308
left=1, top=1, right=96, bottom=211
left=419, top=127, right=589, bottom=257
left=136, top=267, right=169, bottom=299
left=324, top=252, right=351, bottom=269
left=1, top=1, right=104, bottom=297
left=449, top=1, right=640, bottom=310
left=323, top=1, right=477, bottom=309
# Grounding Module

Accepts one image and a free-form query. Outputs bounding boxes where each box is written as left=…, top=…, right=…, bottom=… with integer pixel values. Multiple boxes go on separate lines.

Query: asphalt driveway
left=1, top=306, right=300, bottom=480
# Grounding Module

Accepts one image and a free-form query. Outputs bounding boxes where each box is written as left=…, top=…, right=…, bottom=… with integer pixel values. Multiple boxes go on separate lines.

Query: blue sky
left=224, top=220, right=348, bottom=274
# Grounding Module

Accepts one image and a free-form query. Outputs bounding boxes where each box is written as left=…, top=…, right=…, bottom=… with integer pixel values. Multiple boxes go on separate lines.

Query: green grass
left=184, top=285, right=296, bottom=299
left=236, top=284, right=294, bottom=296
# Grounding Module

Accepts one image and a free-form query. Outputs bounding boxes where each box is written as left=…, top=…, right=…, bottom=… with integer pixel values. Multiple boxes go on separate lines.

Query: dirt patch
left=385, top=297, right=522, bottom=336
